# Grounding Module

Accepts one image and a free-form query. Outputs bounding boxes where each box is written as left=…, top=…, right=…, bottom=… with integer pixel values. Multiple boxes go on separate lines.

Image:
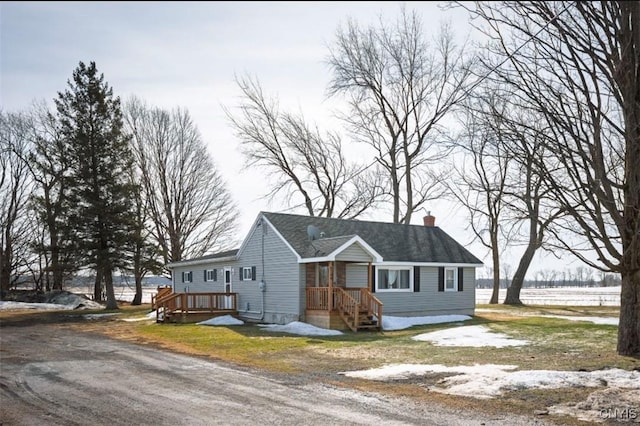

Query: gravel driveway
left=0, top=317, right=551, bottom=426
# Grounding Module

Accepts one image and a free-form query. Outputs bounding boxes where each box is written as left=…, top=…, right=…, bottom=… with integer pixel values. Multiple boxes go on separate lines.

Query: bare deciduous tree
left=225, top=75, right=383, bottom=219
left=124, top=97, right=238, bottom=268
left=327, top=6, right=475, bottom=223
left=464, top=1, right=640, bottom=355
left=22, top=102, right=75, bottom=291
left=449, top=92, right=512, bottom=304
left=126, top=174, right=162, bottom=305
left=0, top=111, right=35, bottom=296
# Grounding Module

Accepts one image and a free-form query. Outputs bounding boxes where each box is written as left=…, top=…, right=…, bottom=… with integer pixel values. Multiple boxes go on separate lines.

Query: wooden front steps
left=344, top=308, right=379, bottom=332
left=335, top=287, right=383, bottom=332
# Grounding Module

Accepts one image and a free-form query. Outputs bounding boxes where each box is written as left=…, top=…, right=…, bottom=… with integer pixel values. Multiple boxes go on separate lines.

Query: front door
left=224, top=267, right=233, bottom=309
left=224, top=268, right=233, bottom=293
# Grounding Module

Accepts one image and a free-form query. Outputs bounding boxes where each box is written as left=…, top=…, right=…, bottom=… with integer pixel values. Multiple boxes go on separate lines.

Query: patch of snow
left=340, top=364, right=640, bottom=399
left=549, top=388, right=640, bottom=423
left=382, top=314, right=472, bottom=331
left=83, top=313, right=120, bottom=320
left=476, top=309, right=619, bottom=326
left=0, top=291, right=104, bottom=310
left=412, top=325, right=528, bottom=347
left=542, top=315, right=619, bottom=326
left=119, top=311, right=157, bottom=322
left=0, top=301, right=75, bottom=311
left=198, top=315, right=244, bottom=326
left=259, top=321, right=343, bottom=336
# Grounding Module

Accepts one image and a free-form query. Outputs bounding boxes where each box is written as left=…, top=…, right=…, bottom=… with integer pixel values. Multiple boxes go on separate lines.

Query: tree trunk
left=132, top=272, right=143, bottom=305
left=391, top=167, right=400, bottom=224
left=93, top=268, right=103, bottom=302
left=504, top=244, right=536, bottom=305
left=0, top=249, right=9, bottom=299
left=50, top=233, right=63, bottom=290
left=104, top=268, right=118, bottom=310
left=617, top=269, right=640, bottom=356
left=489, top=233, right=500, bottom=304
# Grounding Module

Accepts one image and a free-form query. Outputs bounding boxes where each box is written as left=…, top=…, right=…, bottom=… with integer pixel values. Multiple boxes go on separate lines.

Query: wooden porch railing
left=155, top=292, right=237, bottom=322
left=359, top=288, right=383, bottom=328
left=306, top=287, right=330, bottom=310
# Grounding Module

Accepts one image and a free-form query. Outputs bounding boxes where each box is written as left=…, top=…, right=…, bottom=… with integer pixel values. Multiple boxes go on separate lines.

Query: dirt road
left=0, top=318, right=550, bottom=426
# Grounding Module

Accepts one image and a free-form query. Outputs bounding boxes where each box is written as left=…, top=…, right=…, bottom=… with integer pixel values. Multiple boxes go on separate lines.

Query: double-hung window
left=182, top=271, right=192, bottom=283
left=241, top=266, right=255, bottom=281
left=444, top=267, right=457, bottom=291
left=205, top=269, right=217, bottom=282
left=376, top=267, right=412, bottom=291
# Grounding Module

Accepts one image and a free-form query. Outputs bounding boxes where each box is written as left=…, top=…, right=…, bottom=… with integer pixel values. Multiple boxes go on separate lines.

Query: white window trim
left=242, top=266, right=253, bottom=281
left=182, top=271, right=192, bottom=283
left=376, top=266, right=413, bottom=292
left=444, top=267, right=458, bottom=292
left=206, top=269, right=215, bottom=282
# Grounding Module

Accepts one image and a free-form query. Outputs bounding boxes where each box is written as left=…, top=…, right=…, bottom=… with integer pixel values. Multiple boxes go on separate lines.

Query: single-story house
left=165, top=211, right=483, bottom=331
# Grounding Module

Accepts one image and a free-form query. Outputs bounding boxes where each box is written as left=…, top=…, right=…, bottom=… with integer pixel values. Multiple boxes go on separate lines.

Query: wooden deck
left=154, top=291, right=238, bottom=323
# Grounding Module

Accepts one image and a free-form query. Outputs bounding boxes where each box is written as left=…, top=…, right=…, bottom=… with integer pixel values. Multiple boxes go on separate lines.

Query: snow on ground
left=340, top=364, right=640, bottom=399
left=475, top=286, right=621, bottom=306
left=476, top=308, right=619, bottom=325
left=119, top=311, right=158, bottom=322
left=198, top=315, right=245, bottom=326
left=543, top=314, right=619, bottom=325
left=382, top=314, right=472, bottom=331
left=256, top=315, right=471, bottom=336
left=0, top=291, right=104, bottom=310
left=0, top=301, right=78, bottom=311
left=412, top=325, right=528, bottom=347
left=259, top=321, right=344, bottom=336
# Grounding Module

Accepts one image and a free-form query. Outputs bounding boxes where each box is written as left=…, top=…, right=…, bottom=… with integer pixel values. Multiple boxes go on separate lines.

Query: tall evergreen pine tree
left=55, top=61, right=135, bottom=309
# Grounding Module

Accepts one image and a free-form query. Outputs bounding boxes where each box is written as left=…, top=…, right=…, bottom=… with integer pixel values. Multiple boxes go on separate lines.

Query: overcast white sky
left=0, top=1, right=591, bottom=279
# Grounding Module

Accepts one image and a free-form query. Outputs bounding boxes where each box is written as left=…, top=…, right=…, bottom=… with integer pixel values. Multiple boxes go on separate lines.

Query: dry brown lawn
left=2, top=302, right=638, bottom=425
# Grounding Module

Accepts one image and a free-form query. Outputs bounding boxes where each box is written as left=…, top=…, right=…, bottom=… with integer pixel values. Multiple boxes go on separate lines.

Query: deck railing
left=151, top=286, right=173, bottom=309
left=155, top=292, right=237, bottom=322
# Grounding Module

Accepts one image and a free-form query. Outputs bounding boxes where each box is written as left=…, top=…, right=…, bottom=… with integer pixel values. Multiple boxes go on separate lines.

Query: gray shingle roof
left=305, top=235, right=356, bottom=258
left=179, top=249, right=239, bottom=263
left=263, top=212, right=482, bottom=264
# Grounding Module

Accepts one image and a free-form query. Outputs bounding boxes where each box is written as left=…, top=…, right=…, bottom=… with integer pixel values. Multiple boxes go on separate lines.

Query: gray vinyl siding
left=170, top=223, right=301, bottom=324
left=345, top=264, right=369, bottom=288
left=171, top=263, right=236, bottom=294
left=236, top=223, right=301, bottom=324
left=335, top=243, right=373, bottom=262
left=374, top=267, right=475, bottom=316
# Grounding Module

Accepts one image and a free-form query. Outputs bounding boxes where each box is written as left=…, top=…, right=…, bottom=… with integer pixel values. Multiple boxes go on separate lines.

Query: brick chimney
left=423, top=211, right=435, bottom=227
